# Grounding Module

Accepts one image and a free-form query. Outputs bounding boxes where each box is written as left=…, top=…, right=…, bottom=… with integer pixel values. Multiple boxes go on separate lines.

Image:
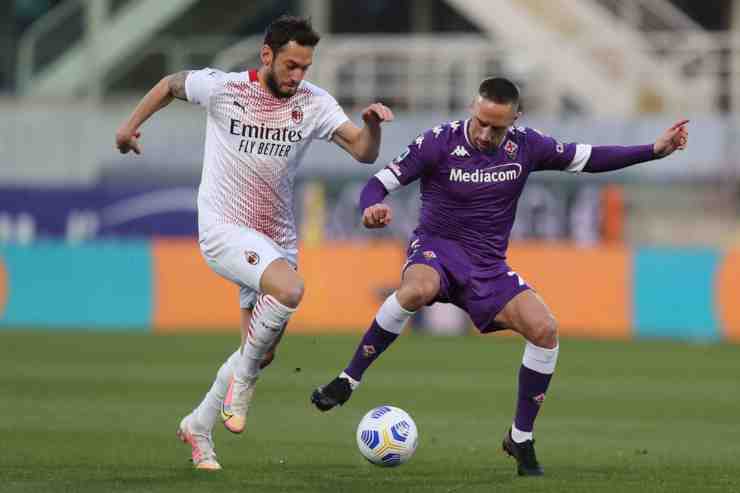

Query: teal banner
left=0, top=241, right=152, bottom=330
left=633, top=247, right=721, bottom=341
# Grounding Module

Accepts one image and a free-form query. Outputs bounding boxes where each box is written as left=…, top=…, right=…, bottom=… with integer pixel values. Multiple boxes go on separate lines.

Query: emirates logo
left=291, top=106, right=303, bottom=124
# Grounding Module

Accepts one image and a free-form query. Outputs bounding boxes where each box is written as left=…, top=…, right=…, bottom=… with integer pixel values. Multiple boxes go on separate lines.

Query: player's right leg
left=311, top=263, right=440, bottom=411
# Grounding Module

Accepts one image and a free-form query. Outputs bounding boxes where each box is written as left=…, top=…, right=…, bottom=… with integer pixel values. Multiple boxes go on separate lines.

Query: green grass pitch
left=1, top=330, right=738, bottom=492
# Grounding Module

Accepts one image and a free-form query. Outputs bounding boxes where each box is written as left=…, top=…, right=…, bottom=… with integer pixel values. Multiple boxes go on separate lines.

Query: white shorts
left=199, top=223, right=298, bottom=309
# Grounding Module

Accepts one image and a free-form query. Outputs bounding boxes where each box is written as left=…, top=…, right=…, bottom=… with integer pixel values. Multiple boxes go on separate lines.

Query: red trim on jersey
left=248, top=69, right=259, bottom=82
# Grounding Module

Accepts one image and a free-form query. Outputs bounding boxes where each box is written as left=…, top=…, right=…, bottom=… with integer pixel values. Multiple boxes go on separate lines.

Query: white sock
left=522, top=341, right=559, bottom=375
left=190, top=349, right=240, bottom=433
left=235, top=294, right=295, bottom=382
left=511, top=424, right=533, bottom=443
left=375, top=292, right=416, bottom=335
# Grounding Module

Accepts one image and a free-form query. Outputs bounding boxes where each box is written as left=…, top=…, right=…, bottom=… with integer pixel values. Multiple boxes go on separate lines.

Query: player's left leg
left=495, top=289, right=558, bottom=476
left=223, top=262, right=300, bottom=434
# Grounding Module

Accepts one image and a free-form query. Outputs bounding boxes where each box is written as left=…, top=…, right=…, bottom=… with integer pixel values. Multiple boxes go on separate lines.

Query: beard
left=265, top=68, right=294, bottom=99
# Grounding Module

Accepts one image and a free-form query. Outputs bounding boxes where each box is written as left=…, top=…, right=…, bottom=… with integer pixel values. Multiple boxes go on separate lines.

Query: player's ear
left=260, top=45, right=274, bottom=66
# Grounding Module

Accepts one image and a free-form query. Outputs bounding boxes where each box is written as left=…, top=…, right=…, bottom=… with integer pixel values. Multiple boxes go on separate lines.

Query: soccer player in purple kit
left=311, top=77, right=689, bottom=476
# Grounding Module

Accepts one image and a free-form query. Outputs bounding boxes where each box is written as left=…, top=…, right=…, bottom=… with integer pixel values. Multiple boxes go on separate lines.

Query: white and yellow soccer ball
left=356, top=406, right=418, bottom=466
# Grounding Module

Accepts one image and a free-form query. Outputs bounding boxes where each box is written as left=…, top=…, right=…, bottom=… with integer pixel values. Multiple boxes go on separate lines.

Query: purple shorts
left=403, top=232, right=530, bottom=333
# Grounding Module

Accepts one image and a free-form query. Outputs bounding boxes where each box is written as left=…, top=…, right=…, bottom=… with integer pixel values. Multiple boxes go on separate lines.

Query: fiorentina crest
left=362, top=345, right=377, bottom=358
left=503, top=140, right=518, bottom=160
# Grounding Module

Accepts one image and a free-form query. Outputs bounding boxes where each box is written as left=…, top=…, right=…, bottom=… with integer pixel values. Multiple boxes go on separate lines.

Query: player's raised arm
left=531, top=119, right=689, bottom=174
left=332, top=103, right=394, bottom=163
left=581, top=119, right=689, bottom=173
left=115, top=71, right=193, bottom=155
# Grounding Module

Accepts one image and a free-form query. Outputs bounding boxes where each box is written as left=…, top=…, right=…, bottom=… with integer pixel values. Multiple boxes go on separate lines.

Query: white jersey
left=186, top=68, right=349, bottom=250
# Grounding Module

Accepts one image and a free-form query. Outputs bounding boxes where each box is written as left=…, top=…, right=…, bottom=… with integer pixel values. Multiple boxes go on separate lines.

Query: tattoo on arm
left=168, top=71, right=190, bottom=101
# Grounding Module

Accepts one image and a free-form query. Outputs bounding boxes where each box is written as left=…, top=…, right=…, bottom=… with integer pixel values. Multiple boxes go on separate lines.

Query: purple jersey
left=374, top=120, right=592, bottom=267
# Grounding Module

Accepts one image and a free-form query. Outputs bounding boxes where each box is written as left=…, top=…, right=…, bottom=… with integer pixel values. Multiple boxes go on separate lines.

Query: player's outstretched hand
left=115, top=128, right=142, bottom=155
left=362, top=204, right=393, bottom=229
left=361, top=103, right=394, bottom=127
left=653, top=119, right=689, bottom=158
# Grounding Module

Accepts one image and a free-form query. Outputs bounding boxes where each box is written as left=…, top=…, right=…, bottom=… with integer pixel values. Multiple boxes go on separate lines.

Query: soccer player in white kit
left=115, top=16, right=394, bottom=470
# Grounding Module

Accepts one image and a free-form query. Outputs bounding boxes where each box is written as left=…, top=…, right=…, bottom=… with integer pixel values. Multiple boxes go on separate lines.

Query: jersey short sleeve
left=374, top=129, right=438, bottom=192
left=314, top=92, right=350, bottom=141
left=185, top=68, right=223, bottom=108
left=527, top=127, right=592, bottom=173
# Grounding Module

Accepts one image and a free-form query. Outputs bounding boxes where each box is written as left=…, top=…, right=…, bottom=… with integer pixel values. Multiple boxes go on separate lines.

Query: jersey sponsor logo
left=230, top=118, right=303, bottom=158
left=245, top=251, right=260, bottom=265
left=450, top=146, right=469, bottom=158
left=233, top=100, right=247, bottom=112
left=291, top=105, right=303, bottom=124
left=449, top=163, right=522, bottom=184
left=229, top=119, right=303, bottom=143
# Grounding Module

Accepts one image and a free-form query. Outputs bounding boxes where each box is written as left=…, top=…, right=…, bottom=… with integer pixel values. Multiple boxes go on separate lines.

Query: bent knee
left=270, top=279, right=304, bottom=308
left=398, top=279, right=439, bottom=310
left=529, top=315, right=558, bottom=348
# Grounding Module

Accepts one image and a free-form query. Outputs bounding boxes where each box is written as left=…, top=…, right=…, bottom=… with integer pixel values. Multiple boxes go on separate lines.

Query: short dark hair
left=263, top=15, right=320, bottom=54
left=478, top=77, right=520, bottom=106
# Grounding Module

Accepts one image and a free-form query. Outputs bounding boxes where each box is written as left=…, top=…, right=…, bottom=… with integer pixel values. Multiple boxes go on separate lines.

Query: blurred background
left=1, top=0, right=739, bottom=341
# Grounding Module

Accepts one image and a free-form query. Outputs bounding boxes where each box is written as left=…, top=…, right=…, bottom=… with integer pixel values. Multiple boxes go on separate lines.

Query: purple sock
left=514, top=365, right=553, bottom=433
left=344, top=320, right=398, bottom=381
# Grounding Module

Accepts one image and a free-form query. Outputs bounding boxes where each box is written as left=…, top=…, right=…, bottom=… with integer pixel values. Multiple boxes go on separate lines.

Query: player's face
left=469, top=98, right=520, bottom=152
left=263, top=41, right=314, bottom=98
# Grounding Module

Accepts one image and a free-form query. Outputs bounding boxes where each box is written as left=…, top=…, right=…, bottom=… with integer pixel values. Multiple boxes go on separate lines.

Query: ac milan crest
left=245, top=251, right=260, bottom=265
left=291, top=106, right=304, bottom=124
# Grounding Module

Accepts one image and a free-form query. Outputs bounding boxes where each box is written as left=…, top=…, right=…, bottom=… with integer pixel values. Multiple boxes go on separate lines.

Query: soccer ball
left=356, top=405, right=418, bottom=467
